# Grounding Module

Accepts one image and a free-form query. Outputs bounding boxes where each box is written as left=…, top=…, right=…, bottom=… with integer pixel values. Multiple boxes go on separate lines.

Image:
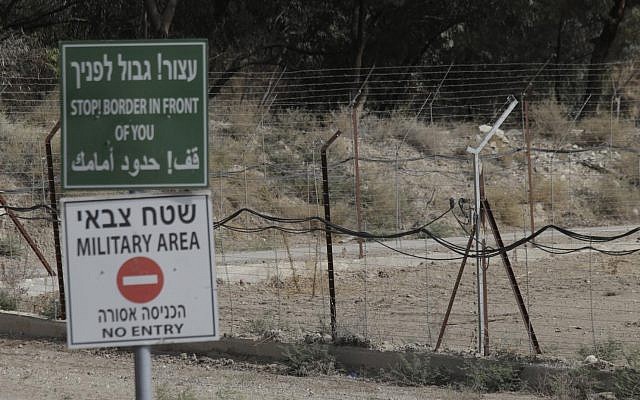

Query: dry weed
left=529, top=99, right=570, bottom=139
left=530, top=174, right=569, bottom=209
left=362, top=176, right=410, bottom=231
left=614, top=152, right=640, bottom=186
left=324, top=108, right=352, bottom=135
left=485, top=187, right=526, bottom=227
left=576, top=115, right=636, bottom=146
left=365, top=114, right=450, bottom=154
left=591, top=178, right=639, bottom=219
left=0, top=113, right=48, bottom=181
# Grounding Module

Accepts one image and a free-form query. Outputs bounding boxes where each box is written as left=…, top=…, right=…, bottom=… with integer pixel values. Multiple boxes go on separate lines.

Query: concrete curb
left=0, top=311, right=66, bottom=339
left=0, top=311, right=614, bottom=393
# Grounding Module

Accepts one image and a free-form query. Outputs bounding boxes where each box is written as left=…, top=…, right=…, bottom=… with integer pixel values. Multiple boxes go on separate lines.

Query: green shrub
left=0, top=289, right=17, bottom=311
left=0, top=236, right=23, bottom=258
left=613, top=368, right=640, bottom=399
left=465, top=361, right=521, bottom=393
left=283, top=344, right=336, bottom=376
left=578, top=339, right=623, bottom=362
left=246, top=314, right=278, bottom=336
left=544, top=368, right=598, bottom=400
left=386, top=354, right=448, bottom=386
left=622, top=344, right=640, bottom=370
left=40, top=296, right=60, bottom=320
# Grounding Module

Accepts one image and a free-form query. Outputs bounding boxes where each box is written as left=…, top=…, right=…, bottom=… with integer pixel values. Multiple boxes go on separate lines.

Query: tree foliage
left=1, top=0, right=639, bottom=107
left=3, top=0, right=639, bottom=66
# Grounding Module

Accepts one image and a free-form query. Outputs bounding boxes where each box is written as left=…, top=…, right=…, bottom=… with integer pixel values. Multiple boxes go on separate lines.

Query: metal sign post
left=135, top=346, right=152, bottom=400
left=466, top=96, right=518, bottom=355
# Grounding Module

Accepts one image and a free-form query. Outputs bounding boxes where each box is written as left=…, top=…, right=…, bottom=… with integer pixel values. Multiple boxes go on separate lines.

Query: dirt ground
left=2, top=228, right=639, bottom=399
left=0, top=336, right=547, bottom=400
left=215, top=231, right=640, bottom=362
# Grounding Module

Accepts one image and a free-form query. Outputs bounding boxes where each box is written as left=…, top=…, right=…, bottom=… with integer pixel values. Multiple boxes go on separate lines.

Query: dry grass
left=530, top=174, right=569, bottom=209
left=614, top=152, right=640, bottom=186
left=485, top=187, right=526, bottom=227
left=591, top=178, right=639, bottom=219
left=529, top=99, right=570, bottom=140
left=23, top=90, right=59, bottom=128
left=0, top=113, right=48, bottom=181
left=365, top=114, right=449, bottom=155
left=324, top=108, right=352, bottom=136
left=362, top=176, right=409, bottom=231
left=485, top=174, right=572, bottom=227
left=222, top=101, right=265, bottom=136
left=576, top=115, right=636, bottom=147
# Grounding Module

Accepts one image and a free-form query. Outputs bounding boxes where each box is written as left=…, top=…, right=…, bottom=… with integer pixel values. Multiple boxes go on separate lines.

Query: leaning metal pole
left=0, top=194, right=54, bottom=276
left=435, top=223, right=476, bottom=351
left=321, top=130, right=342, bottom=341
left=466, top=96, right=518, bottom=355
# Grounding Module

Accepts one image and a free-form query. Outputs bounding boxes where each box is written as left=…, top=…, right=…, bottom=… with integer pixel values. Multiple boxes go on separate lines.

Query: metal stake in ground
left=321, top=130, right=342, bottom=341
left=45, top=120, right=65, bottom=319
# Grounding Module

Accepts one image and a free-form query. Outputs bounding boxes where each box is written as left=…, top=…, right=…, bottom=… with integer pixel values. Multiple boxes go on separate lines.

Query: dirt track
left=216, top=229, right=640, bottom=360
left=0, top=336, right=546, bottom=400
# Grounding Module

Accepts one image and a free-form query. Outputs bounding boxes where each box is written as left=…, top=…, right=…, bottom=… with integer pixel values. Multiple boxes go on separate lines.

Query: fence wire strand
left=1, top=62, right=640, bottom=359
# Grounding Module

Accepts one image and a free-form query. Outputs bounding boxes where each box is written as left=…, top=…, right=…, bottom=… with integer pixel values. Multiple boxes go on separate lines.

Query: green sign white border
left=60, top=40, right=209, bottom=190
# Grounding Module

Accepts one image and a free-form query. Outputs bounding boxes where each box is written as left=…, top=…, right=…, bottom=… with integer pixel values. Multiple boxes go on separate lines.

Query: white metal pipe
left=473, top=153, right=484, bottom=355
left=466, top=96, right=518, bottom=355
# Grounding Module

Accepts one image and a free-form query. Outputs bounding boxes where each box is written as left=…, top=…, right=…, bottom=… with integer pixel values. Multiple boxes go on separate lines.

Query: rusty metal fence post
left=45, top=120, right=65, bottom=319
left=321, top=130, right=342, bottom=341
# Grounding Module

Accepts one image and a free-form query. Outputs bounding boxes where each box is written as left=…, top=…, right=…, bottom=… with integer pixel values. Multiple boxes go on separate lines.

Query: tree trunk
left=554, top=12, right=565, bottom=102
left=582, top=0, right=627, bottom=115
left=144, top=0, right=178, bottom=38
left=351, top=0, right=367, bottom=110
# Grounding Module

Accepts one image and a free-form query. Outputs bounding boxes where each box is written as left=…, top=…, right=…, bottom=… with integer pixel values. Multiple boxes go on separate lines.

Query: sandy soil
left=0, top=336, right=546, bottom=400
left=216, top=233, right=640, bottom=362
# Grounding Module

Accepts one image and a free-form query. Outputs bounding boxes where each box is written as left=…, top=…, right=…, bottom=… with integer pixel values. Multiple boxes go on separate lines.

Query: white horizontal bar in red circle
left=122, top=274, right=158, bottom=286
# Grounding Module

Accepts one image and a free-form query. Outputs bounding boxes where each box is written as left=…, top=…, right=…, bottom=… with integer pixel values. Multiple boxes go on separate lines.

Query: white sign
left=61, top=192, right=218, bottom=348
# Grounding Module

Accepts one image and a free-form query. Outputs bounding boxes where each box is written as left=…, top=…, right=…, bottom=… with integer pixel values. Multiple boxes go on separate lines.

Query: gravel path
left=0, top=336, right=546, bottom=400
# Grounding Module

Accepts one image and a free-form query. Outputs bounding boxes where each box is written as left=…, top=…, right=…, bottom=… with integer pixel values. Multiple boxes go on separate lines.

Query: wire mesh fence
left=1, top=61, right=640, bottom=362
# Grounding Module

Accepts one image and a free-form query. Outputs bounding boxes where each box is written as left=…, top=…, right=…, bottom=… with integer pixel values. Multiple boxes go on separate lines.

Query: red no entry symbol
left=117, top=257, right=164, bottom=303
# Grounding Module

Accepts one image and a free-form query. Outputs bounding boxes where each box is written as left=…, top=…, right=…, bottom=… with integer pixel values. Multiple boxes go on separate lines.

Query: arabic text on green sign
left=61, top=40, right=208, bottom=189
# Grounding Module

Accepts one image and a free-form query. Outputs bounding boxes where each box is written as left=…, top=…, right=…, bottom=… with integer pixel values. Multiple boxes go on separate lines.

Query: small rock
left=587, top=392, right=617, bottom=400
left=304, top=332, right=322, bottom=344
left=585, top=355, right=598, bottom=364
left=262, top=329, right=283, bottom=342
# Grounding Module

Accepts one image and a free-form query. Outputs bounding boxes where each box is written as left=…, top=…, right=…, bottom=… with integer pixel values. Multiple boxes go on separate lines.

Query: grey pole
left=466, top=96, right=518, bottom=356
left=472, top=152, right=485, bottom=355
left=135, top=345, right=152, bottom=400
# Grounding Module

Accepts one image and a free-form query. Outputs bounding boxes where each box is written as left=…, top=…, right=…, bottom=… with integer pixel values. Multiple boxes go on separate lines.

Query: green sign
left=60, top=40, right=208, bottom=189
